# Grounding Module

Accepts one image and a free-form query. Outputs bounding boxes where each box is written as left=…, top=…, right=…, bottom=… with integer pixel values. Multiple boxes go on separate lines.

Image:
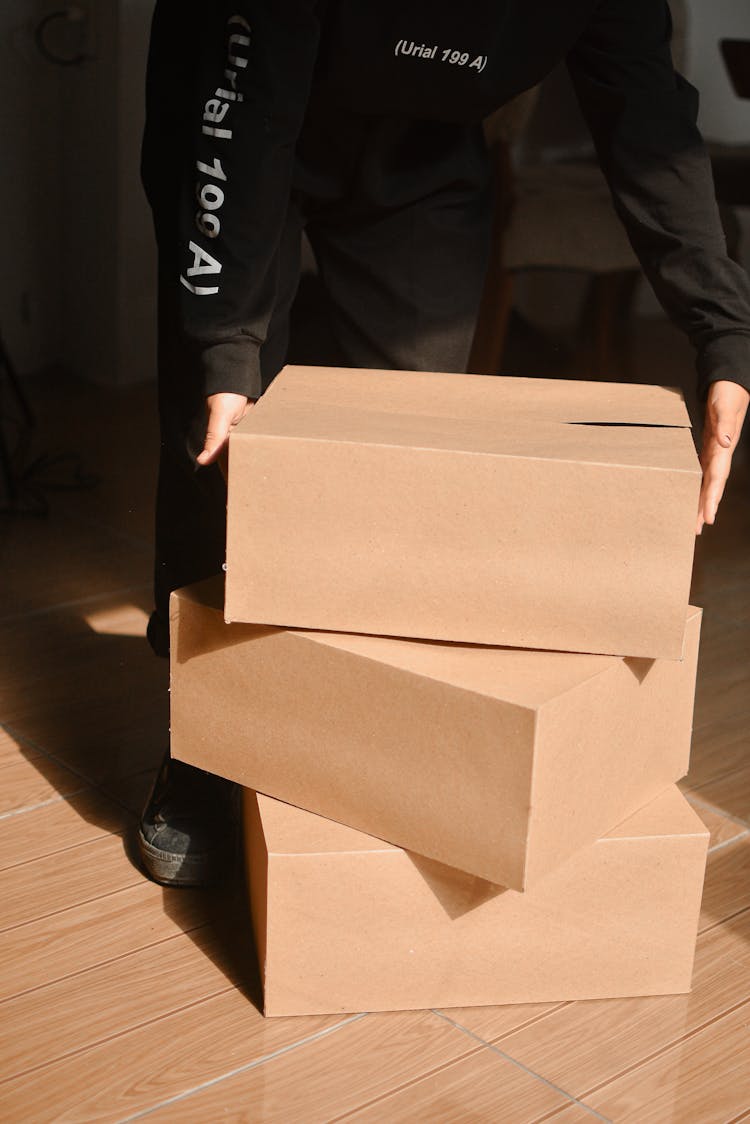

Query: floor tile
left=529, top=1106, right=605, bottom=1124
left=686, top=799, right=749, bottom=850
left=692, top=625, right=750, bottom=732
left=0, top=595, right=168, bottom=785
left=0, top=787, right=127, bottom=871
left=99, top=766, right=159, bottom=815
left=686, top=711, right=750, bottom=790
left=1, top=833, right=143, bottom=931
left=0, top=726, right=42, bottom=767
left=0, top=881, right=211, bottom=1001
left=342, top=1041, right=579, bottom=1123
left=433, top=1002, right=568, bottom=1046
left=0, top=993, right=363, bottom=1123
left=585, top=1000, right=750, bottom=1123
left=0, top=752, right=88, bottom=818
left=476, top=909, right=750, bottom=1101
left=690, top=769, right=750, bottom=828
left=0, top=511, right=151, bottom=619
left=138, top=1011, right=481, bottom=1124
left=699, top=836, right=750, bottom=930
left=0, top=926, right=235, bottom=1081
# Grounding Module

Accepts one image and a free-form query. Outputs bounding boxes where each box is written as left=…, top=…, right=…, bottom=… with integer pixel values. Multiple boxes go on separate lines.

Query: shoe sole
left=137, top=830, right=224, bottom=888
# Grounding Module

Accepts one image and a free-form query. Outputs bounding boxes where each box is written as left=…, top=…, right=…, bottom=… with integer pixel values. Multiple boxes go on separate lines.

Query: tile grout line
left=475, top=1002, right=573, bottom=1044
left=0, top=720, right=112, bottom=792
left=327, top=1040, right=490, bottom=1123
left=688, top=792, right=750, bottom=832
left=0, top=830, right=118, bottom=875
left=0, top=982, right=238, bottom=1089
left=0, top=788, right=91, bottom=824
left=0, top=719, right=149, bottom=824
left=699, top=903, right=750, bottom=936
left=429, top=1001, right=572, bottom=1052
left=0, top=868, right=147, bottom=937
left=531, top=917, right=750, bottom=1116
left=0, top=581, right=153, bottom=625
left=683, top=759, right=750, bottom=792
left=0, top=722, right=72, bottom=768
left=115, top=1013, right=369, bottom=1122
left=0, top=753, right=44, bottom=770
left=430, top=1009, right=612, bottom=1122
left=531, top=1102, right=610, bottom=1124
left=708, top=830, right=750, bottom=856
left=574, top=995, right=750, bottom=1104
left=683, top=777, right=750, bottom=803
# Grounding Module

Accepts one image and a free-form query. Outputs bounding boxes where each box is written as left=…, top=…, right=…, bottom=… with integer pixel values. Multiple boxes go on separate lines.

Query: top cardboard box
left=226, top=366, right=701, bottom=658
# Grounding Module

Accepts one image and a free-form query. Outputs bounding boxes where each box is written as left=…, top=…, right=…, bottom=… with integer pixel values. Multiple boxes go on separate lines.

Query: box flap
left=604, top=786, right=710, bottom=841
left=261, top=366, right=692, bottom=427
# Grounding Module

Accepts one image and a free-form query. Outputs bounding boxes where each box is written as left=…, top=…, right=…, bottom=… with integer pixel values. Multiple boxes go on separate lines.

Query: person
left=138, top=0, right=750, bottom=886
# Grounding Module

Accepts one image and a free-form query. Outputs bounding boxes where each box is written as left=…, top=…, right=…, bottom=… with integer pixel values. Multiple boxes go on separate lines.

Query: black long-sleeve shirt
left=142, top=0, right=750, bottom=402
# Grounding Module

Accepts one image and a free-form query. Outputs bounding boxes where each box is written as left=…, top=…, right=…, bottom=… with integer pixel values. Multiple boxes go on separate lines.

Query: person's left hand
left=696, top=379, right=749, bottom=534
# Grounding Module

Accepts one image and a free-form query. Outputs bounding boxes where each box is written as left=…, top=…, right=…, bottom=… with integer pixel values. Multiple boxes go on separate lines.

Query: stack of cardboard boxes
left=170, top=365, right=710, bottom=1017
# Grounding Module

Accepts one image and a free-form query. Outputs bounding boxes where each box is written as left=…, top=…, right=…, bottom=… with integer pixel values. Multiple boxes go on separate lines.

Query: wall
left=60, top=0, right=156, bottom=386
left=115, top=0, right=157, bottom=385
left=1, top=0, right=156, bottom=384
left=0, top=1, right=66, bottom=376
left=59, top=3, right=119, bottom=385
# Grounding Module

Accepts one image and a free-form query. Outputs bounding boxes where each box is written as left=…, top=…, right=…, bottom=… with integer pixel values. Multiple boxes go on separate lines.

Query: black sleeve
left=566, top=0, right=750, bottom=399
left=142, top=1, right=320, bottom=400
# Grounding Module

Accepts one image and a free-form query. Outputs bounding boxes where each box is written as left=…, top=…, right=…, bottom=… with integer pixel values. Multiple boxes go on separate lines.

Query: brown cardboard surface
left=244, top=786, right=709, bottom=1016
left=225, top=366, right=700, bottom=658
left=171, top=578, right=701, bottom=889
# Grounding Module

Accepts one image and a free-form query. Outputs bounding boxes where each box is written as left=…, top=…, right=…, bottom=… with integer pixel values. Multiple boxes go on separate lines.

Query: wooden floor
left=1, top=319, right=748, bottom=1122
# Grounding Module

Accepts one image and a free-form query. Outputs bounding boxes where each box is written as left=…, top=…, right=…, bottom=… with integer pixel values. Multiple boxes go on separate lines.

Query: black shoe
left=137, top=752, right=238, bottom=887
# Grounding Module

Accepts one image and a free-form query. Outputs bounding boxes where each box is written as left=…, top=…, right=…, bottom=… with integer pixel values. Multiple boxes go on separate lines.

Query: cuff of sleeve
left=696, top=334, right=750, bottom=401
left=201, top=338, right=262, bottom=400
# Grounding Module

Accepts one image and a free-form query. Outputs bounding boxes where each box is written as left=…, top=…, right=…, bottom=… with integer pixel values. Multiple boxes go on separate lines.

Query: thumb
left=197, top=401, right=233, bottom=465
left=707, top=388, right=746, bottom=449
left=196, top=420, right=229, bottom=465
left=710, top=401, right=736, bottom=448
left=717, top=423, right=734, bottom=449
left=196, top=392, right=252, bottom=466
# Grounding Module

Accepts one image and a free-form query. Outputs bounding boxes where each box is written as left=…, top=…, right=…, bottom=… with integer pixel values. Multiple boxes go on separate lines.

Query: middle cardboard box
left=171, top=578, right=701, bottom=890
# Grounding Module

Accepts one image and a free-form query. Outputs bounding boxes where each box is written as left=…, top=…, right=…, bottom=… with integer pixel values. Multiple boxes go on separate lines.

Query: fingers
left=695, top=381, right=749, bottom=534
left=696, top=448, right=731, bottom=533
left=196, top=393, right=253, bottom=468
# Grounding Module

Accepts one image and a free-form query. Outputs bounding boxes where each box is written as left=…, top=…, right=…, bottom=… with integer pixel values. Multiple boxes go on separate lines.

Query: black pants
left=148, top=111, right=493, bottom=657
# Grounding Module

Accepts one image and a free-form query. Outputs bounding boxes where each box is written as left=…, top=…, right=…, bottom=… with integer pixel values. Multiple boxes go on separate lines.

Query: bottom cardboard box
left=244, top=786, right=709, bottom=1017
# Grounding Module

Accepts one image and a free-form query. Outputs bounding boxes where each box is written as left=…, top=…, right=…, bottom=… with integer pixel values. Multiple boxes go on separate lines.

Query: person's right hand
left=196, top=392, right=256, bottom=478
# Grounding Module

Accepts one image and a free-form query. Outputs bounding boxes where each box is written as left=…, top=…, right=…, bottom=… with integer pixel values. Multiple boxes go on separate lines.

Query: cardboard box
left=244, top=786, right=709, bottom=1016
left=171, top=578, right=701, bottom=889
left=225, top=366, right=701, bottom=658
